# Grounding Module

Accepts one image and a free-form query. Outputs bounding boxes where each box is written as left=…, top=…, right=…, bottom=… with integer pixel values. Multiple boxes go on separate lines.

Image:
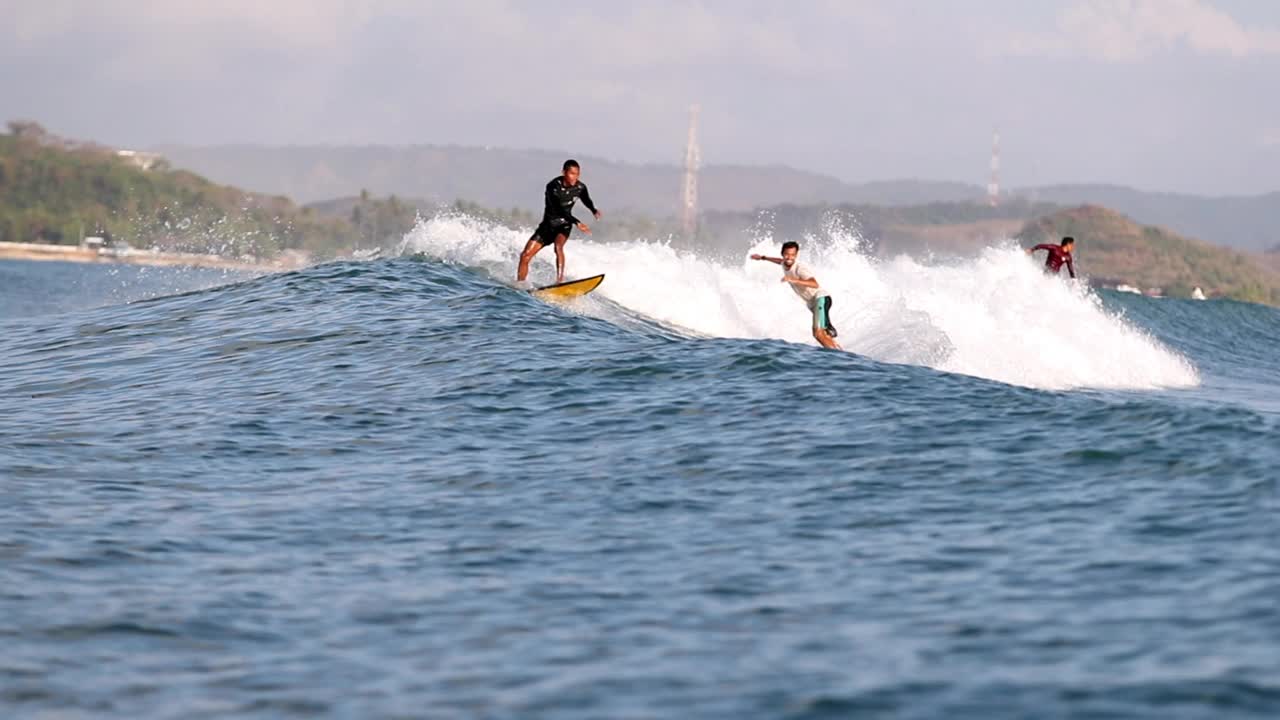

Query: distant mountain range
left=155, top=143, right=1279, bottom=253
left=156, top=143, right=983, bottom=215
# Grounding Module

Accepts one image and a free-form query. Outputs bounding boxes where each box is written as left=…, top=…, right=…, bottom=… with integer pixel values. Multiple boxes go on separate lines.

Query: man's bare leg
left=813, top=327, right=842, bottom=350
left=517, top=237, right=544, bottom=282
left=553, top=234, right=568, bottom=283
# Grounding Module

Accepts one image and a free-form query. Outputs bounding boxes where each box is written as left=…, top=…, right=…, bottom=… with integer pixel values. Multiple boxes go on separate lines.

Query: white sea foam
left=399, top=213, right=1200, bottom=391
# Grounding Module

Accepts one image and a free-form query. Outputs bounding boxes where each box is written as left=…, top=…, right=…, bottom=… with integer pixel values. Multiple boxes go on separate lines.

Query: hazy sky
left=3, top=0, right=1280, bottom=194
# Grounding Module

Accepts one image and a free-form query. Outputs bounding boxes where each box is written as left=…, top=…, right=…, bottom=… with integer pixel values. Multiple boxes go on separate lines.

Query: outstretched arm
left=1066, top=256, right=1076, bottom=279
left=1027, top=244, right=1054, bottom=255
left=750, top=254, right=783, bottom=265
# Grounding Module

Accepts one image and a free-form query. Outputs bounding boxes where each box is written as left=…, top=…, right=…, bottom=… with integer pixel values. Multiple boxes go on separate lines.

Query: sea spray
left=399, top=213, right=1199, bottom=391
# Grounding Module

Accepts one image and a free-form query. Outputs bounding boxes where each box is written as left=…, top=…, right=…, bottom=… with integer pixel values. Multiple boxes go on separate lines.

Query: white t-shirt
left=783, top=261, right=828, bottom=307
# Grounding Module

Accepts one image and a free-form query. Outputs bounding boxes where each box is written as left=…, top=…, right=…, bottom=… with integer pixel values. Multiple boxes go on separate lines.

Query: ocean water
left=2, top=216, right=1278, bottom=719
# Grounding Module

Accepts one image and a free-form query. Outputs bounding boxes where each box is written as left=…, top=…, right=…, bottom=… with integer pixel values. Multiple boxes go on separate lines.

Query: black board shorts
left=533, top=221, right=572, bottom=246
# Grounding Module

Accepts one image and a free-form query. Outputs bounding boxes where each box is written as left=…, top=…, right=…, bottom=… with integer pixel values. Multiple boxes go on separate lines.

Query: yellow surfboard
left=530, top=274, right=605, bottom=300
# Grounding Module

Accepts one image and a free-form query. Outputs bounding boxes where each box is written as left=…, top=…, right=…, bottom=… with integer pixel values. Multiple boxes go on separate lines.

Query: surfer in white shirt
left=751, top=241, right=841, bottom=350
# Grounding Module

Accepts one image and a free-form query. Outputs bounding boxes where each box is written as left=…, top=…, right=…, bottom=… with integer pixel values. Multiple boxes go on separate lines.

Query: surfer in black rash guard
left=517, top=159, right=602, bottom=285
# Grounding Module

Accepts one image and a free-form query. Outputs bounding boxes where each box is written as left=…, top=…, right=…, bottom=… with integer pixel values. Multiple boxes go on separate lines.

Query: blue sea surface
left=2, top=253, right=1278, bottom=719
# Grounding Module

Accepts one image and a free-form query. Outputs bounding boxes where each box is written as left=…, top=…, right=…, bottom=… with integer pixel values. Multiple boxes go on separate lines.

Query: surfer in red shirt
left=1027, top=236, right=1076, bottom=279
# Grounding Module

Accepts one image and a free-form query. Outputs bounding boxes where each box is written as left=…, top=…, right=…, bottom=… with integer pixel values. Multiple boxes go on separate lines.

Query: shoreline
left=0, top=241, right=302, bottom=272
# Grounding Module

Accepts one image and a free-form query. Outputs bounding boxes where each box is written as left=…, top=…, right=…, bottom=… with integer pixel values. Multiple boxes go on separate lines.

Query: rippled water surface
left=3, top=230, right=1279, bottom=718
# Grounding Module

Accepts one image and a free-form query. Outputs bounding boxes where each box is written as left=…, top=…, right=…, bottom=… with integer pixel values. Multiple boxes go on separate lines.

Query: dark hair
left=781, top=241, right=800, bottom=253
left=1061, top=236, right=1076, bottom=245
left=563, top=159, right=580, bottom=172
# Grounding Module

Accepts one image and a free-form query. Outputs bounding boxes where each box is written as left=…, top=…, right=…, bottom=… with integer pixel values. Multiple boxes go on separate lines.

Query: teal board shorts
left=811, top=295, right=837, bottom=337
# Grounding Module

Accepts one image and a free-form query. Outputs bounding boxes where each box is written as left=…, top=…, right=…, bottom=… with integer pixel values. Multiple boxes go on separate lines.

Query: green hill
left=0, top=123, right=352, bottom=258
left=1019, top=206, right=1280, bottom=305
left=1019, top=184, right=1280, bottom=252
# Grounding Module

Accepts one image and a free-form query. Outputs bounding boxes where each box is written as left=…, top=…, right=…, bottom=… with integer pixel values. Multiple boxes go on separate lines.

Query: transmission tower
left=987, top=128, right=1000, bottom=207
left=681, top=105, right=701, bottom=237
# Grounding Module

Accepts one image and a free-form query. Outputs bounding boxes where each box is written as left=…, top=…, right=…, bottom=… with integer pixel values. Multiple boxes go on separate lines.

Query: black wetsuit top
left=541, top=176, right=598, bottom=229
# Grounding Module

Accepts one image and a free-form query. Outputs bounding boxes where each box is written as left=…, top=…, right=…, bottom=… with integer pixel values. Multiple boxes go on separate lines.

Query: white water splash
left=399, top=213, right=1200, bottom=391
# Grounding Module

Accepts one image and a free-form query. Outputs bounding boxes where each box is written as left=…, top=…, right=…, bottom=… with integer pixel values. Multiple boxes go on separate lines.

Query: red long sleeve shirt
left=1031, top=244, right=1076, bottom=278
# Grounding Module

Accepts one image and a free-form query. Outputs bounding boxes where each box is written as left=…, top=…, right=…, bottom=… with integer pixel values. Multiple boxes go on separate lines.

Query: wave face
left=401, top=214, right=1200, bottom=390
left=2, top=224, right=1277, bottom=718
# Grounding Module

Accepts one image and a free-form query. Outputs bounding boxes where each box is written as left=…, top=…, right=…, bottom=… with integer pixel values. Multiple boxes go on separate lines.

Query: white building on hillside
left=116, top=149, right=164, bottom=171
